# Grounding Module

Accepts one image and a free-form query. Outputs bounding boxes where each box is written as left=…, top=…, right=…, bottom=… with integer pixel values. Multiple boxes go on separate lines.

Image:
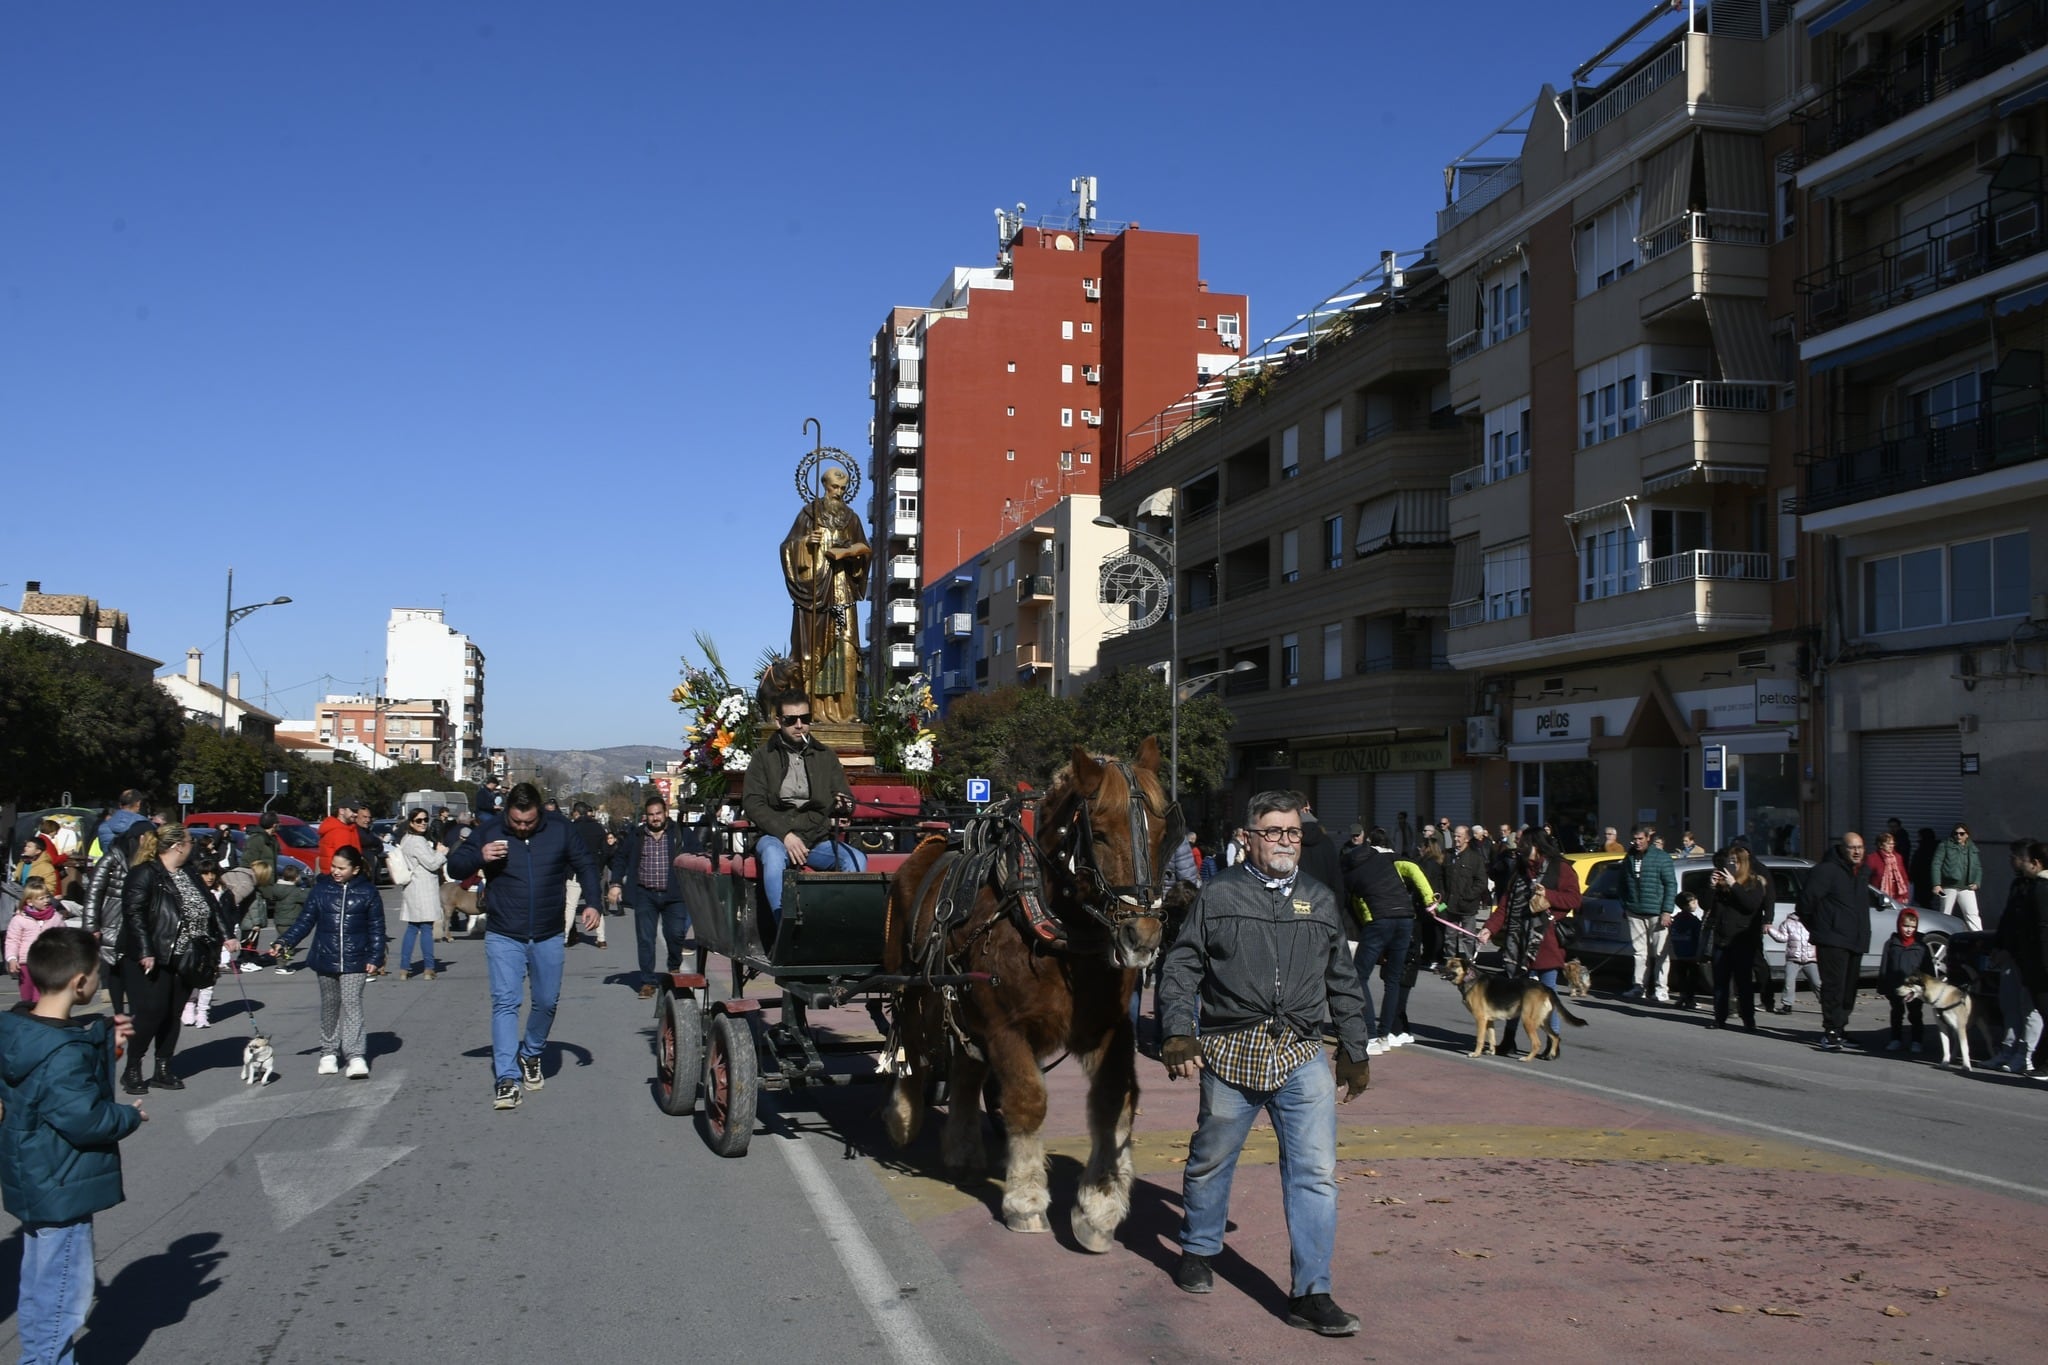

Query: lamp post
left=221, top=567, right=293, bottom=737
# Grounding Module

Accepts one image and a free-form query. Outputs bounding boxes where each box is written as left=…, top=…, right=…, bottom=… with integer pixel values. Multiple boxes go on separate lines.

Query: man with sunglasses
left=1157, top=790, right=1372, bottom=1336
left=741, top=692, right=866, bottom=923
left=1933, top=824, right=1984, bottom=932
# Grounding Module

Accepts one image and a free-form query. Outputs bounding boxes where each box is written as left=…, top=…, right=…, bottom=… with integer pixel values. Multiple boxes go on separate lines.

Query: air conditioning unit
left=1085, top=413, right=1103, bottom=427
left=1976, top=126, right=2027, bottom=172
left=1222, top=336, right=1240, bottom=349
left=1840, top=30, right=1888, bottom=78
left=1465, top=715, right=1501, bottom=756
left=2031, top=591, right=2048, bottom=622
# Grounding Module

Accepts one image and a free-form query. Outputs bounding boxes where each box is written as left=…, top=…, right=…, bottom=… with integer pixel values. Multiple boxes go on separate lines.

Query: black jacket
left=609, top=820, right=705, bottom=897
left=1877, top=934, right=1937, bottom=992
left=83, top=854, right=130, bottom=968
left=1998, top=874, right=2048, bottom=993
left=446, top=811, right=601, bottom=942
left=117, top=861, right=190, bottom=963
left=277, top=874, right=387, bottom=974
left=1706, top=872, right=1773, bottom=943
left=741, top=735, right=853, bottom=845
left=1447, top=844, right=1491, bottom=915
left=1296, top=816, right=1343, bottom=904
left=1157, top=864, right=1372, bottom=1063
left=1796, top=844, right=1871, bottom=954
left=1340, top=843, right=1414, bottom=921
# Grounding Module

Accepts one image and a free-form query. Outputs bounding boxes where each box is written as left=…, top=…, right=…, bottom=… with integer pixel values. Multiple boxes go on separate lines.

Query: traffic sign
left=966, top=777, right=992, bottom=805
left=1701, top=745, right=1726, bottom=792
left=177, top=782, right=196, bottom=806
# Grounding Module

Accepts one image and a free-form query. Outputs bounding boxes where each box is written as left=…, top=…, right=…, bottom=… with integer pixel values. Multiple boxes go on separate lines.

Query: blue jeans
left=1500, top=968, right=1562, bottom=1049
left=1352, top=918, right=1414, bottom=1038
left=1180, top=1053, right=1339, bottom=1296
left=485, top=932, right=564, bottom=1084
left=755, top=836, right=867, bottom=921
left=19, top=1217, right=94, bottom=1365
left=626, top=886, right=691, bottom=983
left=400, top=922, right=436, bottom=973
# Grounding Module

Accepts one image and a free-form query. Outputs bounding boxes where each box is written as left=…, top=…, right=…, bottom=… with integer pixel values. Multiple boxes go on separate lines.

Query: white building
left=158, top=648, right=280, bottom=742
left=384, top=608, right=486, bottom=780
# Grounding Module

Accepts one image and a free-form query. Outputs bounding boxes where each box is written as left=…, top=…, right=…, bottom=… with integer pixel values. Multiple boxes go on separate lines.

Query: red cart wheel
left=655, top=991, right=703, bottom=1116
left=701, top=1011, right=757, bottom=1157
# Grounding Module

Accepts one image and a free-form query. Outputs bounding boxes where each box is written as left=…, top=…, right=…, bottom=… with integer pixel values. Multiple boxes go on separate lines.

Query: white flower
left=724, top=750, right=752, bottom=773
left=902, top=736, right=934, bottom=772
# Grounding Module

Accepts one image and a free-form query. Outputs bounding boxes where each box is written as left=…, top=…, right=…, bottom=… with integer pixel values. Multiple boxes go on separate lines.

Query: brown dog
left=440, top=880, right=484, bottom=938
left=1563, top=959, right=1592, bottom=999
left=1441, top=956, right=1588, bottom=1061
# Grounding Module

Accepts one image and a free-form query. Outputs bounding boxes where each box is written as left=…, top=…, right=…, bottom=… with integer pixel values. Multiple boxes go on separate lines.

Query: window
left=1579, top=349, right=1644, bottom=447
left=1323, top=515, right=1344, bottom=570
left=1006, top=449, right=1016, bottom=462
left=1059, top=451, right=1073, bottom=471
left=1913, top=371, right=1982, bottom=430
left=1281, top=633, right=1300, bottom=688
left=1777, top=484, right=1797, bottom=580
left=1649, top=508, right=1708, bottom=561
left=1578, top=516, right=1641, bottom=600
left=1281, top=424, right=1300, bottom=479
left=1062, top=364, right=1074, bottom=384
left=342, top=718, right=356, bottom=732
left=1079, top=450, right=1092, bottom=464
left=1485, top=398, right=1531, bottom=481
left=1061, top=408, right=1073, bottom=427
left=1322, top=623, right=1343, bottom=681
left=1062, top=320, right=1074, bottom=340
left=1575, top=194, right=1639, bottom=295
left=1863, top=532, right=2029, bottom=634
left=993, top=629, right=1005, bottom=655
left=1775, top=171, right=1797, bottom=240
left=1080, top=409, right=1092, bottom=422
left=1322, top=404, right=1343, bottom=460
left=1006, top=406, right=1016, bottom=417
left=1197, top=317, right=1208, bottom=328
left=894, top=491, right=918, bottom=522
left=1485, top=261, right=1528, bottom=344
left=1281, top=529, right=1300, bottom=584
left=1218, top=314, right=1241, bottom=345
left=1007, top=361, right=1016, bottom=372
left=1081, top=321, right=1092, bottom=333
left=1484, top=542, right=1531, bottom=620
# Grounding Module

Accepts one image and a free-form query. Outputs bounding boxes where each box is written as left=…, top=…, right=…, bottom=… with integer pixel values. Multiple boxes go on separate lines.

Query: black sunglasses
left=779, top=713, right=812, bottom=726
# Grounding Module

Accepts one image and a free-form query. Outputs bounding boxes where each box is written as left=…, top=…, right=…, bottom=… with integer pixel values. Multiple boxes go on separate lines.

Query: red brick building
left=867, top=193, right=1247, bottom=688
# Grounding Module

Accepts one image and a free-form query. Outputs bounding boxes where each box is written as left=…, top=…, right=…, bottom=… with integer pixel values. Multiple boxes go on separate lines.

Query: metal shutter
left=1858, top=729, right=1962, bottom=842
left=1432, top=770, right=1475, bottom=827
left=1373, top=773, right=1418, bottom=841
left=1315, top=775, right=1361, bottom=832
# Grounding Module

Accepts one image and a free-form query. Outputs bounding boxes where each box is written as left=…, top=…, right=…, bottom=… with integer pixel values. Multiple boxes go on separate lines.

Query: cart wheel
left=656, top=991, right=703, bottom=1117
left=701, top=1011, right=758, bottom=1157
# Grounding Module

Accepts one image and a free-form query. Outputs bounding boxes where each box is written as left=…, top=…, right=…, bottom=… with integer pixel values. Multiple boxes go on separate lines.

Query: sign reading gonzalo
left=1294, top=732, right=1452, bottom=776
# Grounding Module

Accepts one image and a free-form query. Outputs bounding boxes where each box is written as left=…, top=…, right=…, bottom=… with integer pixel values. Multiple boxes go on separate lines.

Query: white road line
left=1479, top=1060, right=2048, bottom=1203
left=777, top=1133, right=948, bottom=1365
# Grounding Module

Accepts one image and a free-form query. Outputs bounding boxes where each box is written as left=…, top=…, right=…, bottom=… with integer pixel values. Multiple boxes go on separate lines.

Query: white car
left=1574, top=854, right=1963, bottom=979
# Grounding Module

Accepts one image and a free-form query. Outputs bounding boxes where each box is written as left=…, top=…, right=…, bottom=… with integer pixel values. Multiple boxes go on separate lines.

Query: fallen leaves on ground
left=1373, top=1196, right=1406, bottom=1205
left=1881, top=1305, right=1909, bottom=1318
left=1759, top=1307, right=1803, bottom=1318
left=1713, top=1305, right=1748, bottom=1314
left=1930, top=1286, right=1950, bottom=1299
left=1451, top=1249, right=1492, bottom=1259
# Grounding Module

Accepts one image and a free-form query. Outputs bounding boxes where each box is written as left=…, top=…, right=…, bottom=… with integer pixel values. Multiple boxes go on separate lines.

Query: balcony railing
left=1448, top=464, right=1485, bottom=498
left=1566, top=40, right=1684, bottom=149
left=1448, top=328, right=1483, bottom=365
left=1361, top=411, right=1462, bottom=445
left=1637, top=208, right=1769, bottom=263
left=1788, top=2, right=2048, bottom=169
left=945, top=613, right=973, bottom=638
left=1800, top=185, right=2045, bottom=335
left=888, top=425, right=923, bottom=453
left=1641, top=380, right=1776, bottom=425
left=1448, top=598, right=1487, bottom=629
left=1800, top=400, right=2048, bottom=514
left=1355, top=655, right=1453, bottom=674
left=1016, top=575, right=1054, bottom=604
left=1224, top=575, right=1269, bottom=603
left=1642, top=549, right=1773, bottom=587
left=1439, top=160, right=1522, bottom=234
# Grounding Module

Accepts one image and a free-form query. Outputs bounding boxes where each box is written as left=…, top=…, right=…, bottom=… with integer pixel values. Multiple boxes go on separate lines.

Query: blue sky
left=3, top=1, right=1656, bottom=750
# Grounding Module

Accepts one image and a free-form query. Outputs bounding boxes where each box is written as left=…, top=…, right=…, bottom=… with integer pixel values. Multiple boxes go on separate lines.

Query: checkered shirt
left=1199, top=1023, right=1323, bottom=1093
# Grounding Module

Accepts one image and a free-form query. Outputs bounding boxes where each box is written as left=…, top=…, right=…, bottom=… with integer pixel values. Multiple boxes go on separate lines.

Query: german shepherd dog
left=1441, top=956, right=1589, bottom=1061
left=1893, top=972, right=1973, bottom=1072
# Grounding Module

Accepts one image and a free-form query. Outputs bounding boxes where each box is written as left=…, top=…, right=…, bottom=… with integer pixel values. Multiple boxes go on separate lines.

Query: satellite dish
left=1053, top=234, right=1076, bottom=251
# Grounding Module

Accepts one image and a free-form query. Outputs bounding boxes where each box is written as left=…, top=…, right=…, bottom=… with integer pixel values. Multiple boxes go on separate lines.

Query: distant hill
left=508, top=745, right=684, bottom=799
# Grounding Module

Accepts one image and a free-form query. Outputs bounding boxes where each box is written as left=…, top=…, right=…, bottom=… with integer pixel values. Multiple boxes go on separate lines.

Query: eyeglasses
left=778, top=713, right=812, bottom=727
left=1954, top=830, right=1969, bottom=838
left=1250, top=827, right=1304, bottom=844
left=409, top=817, right=428, bottom=826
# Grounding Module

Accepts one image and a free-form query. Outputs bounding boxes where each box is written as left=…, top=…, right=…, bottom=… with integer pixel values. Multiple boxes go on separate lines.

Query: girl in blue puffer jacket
left=276, top=845, right=387, bottom=1077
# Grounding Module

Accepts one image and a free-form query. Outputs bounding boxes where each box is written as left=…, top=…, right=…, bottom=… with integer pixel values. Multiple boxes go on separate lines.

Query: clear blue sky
left=3, top=1, right=1654, bottom=750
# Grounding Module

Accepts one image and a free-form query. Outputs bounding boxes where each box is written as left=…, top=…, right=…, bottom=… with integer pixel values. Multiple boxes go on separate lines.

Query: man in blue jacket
left=1618, top=824, right=1678, bottom=1003
left=447, top=782, right=600, bottom=1111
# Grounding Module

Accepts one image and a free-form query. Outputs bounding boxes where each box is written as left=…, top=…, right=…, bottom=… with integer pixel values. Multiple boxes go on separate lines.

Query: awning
left=1640, top=135, right=1696, bottom=241
left=1643, top=463, right=1769, bottom=495
left=1505, top=740, right=1591, bottom=763
left=1806, top=302, right=1982, bottom=373
left=1564, top=493, right=1638, bottom=527
left=1998, top=77, right=2048, bottom=118
left=1700, top=727, right=1794, bottom=755
left=1705, top=294, right=1778, bottom=382
left=1804, top=0, right=1877, bottom=38
left=1355, top=496, right=1398, bottom=554
left=1451, top=536, right=1482, bottom=603
left=1447, top=270, right=1480, bottom=340
left=1996, top=281, right=2048, bottom=316
left=1702, top=132, right=1769, bottom=215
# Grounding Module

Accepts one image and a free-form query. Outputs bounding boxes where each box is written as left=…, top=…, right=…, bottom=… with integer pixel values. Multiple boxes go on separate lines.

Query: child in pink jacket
left=6, top=877, right=67, bottom=1003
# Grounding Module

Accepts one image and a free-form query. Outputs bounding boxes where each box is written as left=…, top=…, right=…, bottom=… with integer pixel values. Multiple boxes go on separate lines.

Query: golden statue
left=781, top=448, right=870, bottom=725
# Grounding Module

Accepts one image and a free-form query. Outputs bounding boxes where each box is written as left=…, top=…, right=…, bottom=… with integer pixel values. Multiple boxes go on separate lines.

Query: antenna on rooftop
left=1070, top=177, right=1098, bottom=239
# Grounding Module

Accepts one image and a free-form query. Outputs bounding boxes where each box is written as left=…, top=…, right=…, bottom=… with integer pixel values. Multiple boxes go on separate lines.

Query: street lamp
left=1177, top=660, right=1256, bottom=703
left=221, top=567, right=292, bottom=737
left=1096, top=502, right=1194, bottom=800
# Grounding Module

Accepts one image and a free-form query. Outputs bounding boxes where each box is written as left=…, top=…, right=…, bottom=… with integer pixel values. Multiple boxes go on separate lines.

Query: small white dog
left=240, top=1035, right=277, bottom=1086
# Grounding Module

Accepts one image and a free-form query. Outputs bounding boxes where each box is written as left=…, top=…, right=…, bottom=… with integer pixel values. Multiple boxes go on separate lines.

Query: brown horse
left=881, top=741, right=1175, bottom=1251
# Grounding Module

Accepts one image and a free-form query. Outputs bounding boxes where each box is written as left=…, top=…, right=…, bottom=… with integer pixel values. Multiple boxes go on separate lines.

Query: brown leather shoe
left=637, top=984, right=657, bottom=1000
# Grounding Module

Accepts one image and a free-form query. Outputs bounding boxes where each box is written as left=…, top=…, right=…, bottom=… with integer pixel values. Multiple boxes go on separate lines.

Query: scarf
left=21, top=903, right=60, bottom=922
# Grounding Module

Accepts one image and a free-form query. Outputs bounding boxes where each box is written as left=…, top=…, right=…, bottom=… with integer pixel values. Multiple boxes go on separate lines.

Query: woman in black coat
left=1706, top=845, right=1773, bottom=1031
left=117, top=821, right=206, bottom=1093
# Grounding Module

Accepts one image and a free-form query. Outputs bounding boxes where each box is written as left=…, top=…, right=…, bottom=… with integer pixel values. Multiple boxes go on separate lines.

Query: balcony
left=1566, top=40, right=1685, bottom=149
left=1636, top=381, right=1775, bottom=485
left=889, top=643, right=918, bottom=670
left=1634, top=209, right=1771, bottom=319
left=1016, top=575, right=1054, bottom=605
left=1801, top=399, right=2048, bottom=520
left=1016, top=646, right=1051, bottom=677
left=1639, top=209, right=1769, bottom=264
left=1355, top=414, right=1467, bottom=485
left=1788, top=3, right=2048, bottom=171
left=1448, top=468, right=1529, bottom=541
left=940, top=669, right=969, bottom=694
left=889, top=554, right=918, bottom=583
left=1448, top=464, right=1485, bottom=499
left=1800, top=180, right=2045, bottom=337
left=888, top=598, right=918, bottom=628
left=1575, top=561, right=1772, bottom=644
left=945, top=612, right=973, bottom=638
left=890, top=513, right=920, bottom=538
left=888, top=425, right=923, bottom=454
left=892, top=384, right=923, bottom=411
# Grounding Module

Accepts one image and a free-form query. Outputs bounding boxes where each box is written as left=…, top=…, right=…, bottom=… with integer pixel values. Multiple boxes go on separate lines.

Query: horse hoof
left=1072, top=1217, right=1115, bottom=1253
left=1005, top=1213, right=1051, bottom=1234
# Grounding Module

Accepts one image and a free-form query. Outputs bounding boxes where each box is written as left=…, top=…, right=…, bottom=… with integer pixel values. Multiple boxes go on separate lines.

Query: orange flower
left=711, top=730, right=733, bottom=752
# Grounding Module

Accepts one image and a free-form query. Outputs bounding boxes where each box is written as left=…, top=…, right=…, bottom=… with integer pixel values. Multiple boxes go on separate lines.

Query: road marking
left=185, top=1075, right=405, bottom=1143
left=1741, top=1059, right=2048, bottom=1120
left=1482, top=1062, right=2048, bottom=1203
left=188, top=1069, right=417, bottom=1227
left=777, top=1133, right=947, bottom=1365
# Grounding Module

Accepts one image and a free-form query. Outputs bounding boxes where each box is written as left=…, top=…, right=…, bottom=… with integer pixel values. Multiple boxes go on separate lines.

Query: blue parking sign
left=966, top=778, right=992, bottom=805
left=1702, top=745, right=1726, bottom=791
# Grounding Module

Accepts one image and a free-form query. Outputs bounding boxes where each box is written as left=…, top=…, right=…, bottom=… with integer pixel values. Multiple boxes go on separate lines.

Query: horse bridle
left=1036, top=761, right=1181, bottom=933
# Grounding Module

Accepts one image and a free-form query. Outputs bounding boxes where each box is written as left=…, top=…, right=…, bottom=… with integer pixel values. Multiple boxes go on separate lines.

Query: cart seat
left=674, top=853, right=716, bottom=876
left=719, top=855, right=760, bottom=878
left=673, top=851, right=760, bottom=879
left=863, top=852, right=913, bottom=876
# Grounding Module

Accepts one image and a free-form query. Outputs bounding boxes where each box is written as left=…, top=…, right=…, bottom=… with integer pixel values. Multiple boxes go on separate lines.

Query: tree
left=933, top=687, right=1083, bottom=797
left=0, top=628, right=186, bottom=809
left=1074, top=668, right=1235, bottom=799
left=175, top=724, right=267, bottom=811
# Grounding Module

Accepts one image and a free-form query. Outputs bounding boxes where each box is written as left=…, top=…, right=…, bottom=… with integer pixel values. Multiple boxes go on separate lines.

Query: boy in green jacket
left=0, top=926, right=148, bottom=1364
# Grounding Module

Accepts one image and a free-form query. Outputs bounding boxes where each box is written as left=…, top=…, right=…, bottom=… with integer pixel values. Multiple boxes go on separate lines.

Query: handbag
left=1551, top=913, right=1579, bottom=952
left=386, top=844, right=415, bottom=887
left=170, top=910, right=223, bottom=989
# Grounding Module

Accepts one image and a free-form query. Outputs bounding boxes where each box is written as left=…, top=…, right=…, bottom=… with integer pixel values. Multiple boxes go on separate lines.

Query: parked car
left=185, top=824, right=311, bottom=884
left=1575, top=854, right=1964, bottom=980
left=184, top=811, right=326, bottom=871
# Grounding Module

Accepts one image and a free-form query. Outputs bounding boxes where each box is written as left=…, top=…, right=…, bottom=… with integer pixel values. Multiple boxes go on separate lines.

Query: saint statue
left=781, top=461, right=871, bottom=725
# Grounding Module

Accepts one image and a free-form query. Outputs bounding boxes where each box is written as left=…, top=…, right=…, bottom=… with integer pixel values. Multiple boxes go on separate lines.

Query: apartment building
left=1437, top=1, right=1811, bottom=853
left=385, top=608, right=485, bottom=779
left=314, top=694, right=452, bottom=768
left=867, top=186, right=1248, bottom=692
left=1789, top=0, right=2048, bottom=889
left=1098, top=258, right=1473, bottom=833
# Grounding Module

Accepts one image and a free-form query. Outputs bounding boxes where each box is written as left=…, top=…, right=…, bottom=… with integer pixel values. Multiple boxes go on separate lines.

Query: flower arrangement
left=670, top=634, right=762, bottom=797
left=871, top=672, right=937, bottom=781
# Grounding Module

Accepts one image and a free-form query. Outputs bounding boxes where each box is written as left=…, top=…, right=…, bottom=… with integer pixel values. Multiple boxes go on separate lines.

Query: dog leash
left=222, top=952, right=267, bottom=1043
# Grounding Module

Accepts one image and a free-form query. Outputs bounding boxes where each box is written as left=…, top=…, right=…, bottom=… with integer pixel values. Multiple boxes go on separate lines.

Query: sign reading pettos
left=1294, top=733, right=1451, bottom=776
left=1509, top=698, right=1637, bottom=743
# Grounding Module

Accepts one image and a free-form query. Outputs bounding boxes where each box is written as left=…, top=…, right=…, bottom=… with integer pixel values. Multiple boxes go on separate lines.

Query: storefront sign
left=1295, top=734, right=1451, bottom=775
left=1509, top=697, right=1636, bottom=743
left=1754, top=677, right=1800, bottom=724
left=1703, top=745, right=1727, bottom=790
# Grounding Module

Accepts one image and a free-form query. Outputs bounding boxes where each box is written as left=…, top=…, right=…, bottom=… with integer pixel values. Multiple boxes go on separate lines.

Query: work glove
left=1334, top=1051, right=1371, bottom=1101
left=1160, top=1035, right=1201, bottom=1079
